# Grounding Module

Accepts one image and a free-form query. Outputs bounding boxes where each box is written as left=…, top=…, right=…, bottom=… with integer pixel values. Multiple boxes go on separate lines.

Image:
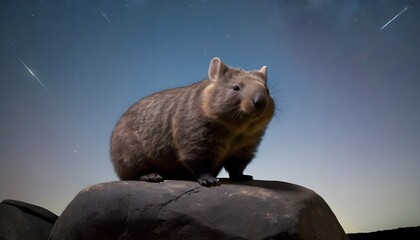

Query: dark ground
left=348, top=226, right=420, bottom=240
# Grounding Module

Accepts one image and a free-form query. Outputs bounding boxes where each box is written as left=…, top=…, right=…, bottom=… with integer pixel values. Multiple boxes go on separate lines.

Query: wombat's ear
left=259, top=66, right=268, bottom=82
left=209, top=57, right=227, bottom=81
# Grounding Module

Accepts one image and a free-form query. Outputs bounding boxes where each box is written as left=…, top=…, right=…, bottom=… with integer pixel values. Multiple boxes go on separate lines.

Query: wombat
left=110, top=57, right=275, bottom=186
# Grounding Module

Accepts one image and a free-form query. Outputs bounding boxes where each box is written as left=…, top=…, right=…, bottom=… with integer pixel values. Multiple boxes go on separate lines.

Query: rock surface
left=0, top=199, right=58, bottom=240
left=49, top=179, right=349, bottom=240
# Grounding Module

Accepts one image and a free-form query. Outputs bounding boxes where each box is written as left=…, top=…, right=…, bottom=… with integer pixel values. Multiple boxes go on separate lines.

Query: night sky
left=1, top=0, right=419, bottom=233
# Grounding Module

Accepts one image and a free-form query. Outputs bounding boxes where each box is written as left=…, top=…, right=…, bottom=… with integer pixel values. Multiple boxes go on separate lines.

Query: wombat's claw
left=198, top=175, right=221, bottom=187
left=229, top=174, right=253, bottom=182
left=139, top=173, right=164, bottom=183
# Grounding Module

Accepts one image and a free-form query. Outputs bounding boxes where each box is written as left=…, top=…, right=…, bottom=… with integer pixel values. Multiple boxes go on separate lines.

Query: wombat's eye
left=232, top=85, right=241, bottom=91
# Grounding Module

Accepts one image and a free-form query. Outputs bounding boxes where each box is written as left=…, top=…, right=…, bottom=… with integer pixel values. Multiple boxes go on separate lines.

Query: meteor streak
left=381, top=7, right=408, bottom=30
left=97, top=8, right=111, bottom=24
left=18, top=57, right=52, bottom=96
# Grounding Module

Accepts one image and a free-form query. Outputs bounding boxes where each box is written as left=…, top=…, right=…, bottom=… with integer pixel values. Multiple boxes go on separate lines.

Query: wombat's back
left=110, top=80, right=209, bottom=179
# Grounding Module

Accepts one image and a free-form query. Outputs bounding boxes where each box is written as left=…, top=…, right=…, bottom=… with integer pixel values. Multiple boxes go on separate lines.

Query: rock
left=0, top=199, right=58, bottom=240
left=49, top=179, right=349, bottom=240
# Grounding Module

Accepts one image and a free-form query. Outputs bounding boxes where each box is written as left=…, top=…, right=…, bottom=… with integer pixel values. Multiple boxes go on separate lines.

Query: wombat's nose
left=253, top=93, right=267, bottom=110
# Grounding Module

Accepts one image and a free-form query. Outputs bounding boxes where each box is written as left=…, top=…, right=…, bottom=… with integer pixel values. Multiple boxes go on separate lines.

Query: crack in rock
left=160, top=187, right=201, bottom=209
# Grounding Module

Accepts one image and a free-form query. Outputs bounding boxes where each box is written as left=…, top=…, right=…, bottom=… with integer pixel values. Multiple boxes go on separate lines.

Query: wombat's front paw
left=139, top=173, right=164, bottom=183
left=197, top=174, right=221, bottom=187
left=229, top=174, right=253, bottom=182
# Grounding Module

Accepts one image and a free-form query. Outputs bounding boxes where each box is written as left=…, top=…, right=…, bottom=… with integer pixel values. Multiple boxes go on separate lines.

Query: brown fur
left=110, top=57, right=275, bottom=186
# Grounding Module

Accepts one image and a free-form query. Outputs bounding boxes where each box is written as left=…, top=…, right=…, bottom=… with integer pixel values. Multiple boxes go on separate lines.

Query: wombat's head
left=203, top=57, right=275, bottom=124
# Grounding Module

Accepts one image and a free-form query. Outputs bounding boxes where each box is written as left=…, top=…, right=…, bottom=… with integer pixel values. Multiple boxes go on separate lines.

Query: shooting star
left=18, top=57, right=52, bottom=96
left=381, top=7, right=408, bottom=30
left=97, top=8, right=111, bottom=24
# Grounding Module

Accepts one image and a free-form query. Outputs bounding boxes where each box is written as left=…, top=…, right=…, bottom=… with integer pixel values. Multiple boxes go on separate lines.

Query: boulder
left=49, top=179, right=349, bottom=240
left=0, top=199, right=58, bottom=240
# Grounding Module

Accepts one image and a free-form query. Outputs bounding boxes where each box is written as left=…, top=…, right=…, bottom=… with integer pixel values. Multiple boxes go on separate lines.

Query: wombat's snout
left=243, top=91, right=268, bottom=117
left=253, top=93, right=268, bottom=110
